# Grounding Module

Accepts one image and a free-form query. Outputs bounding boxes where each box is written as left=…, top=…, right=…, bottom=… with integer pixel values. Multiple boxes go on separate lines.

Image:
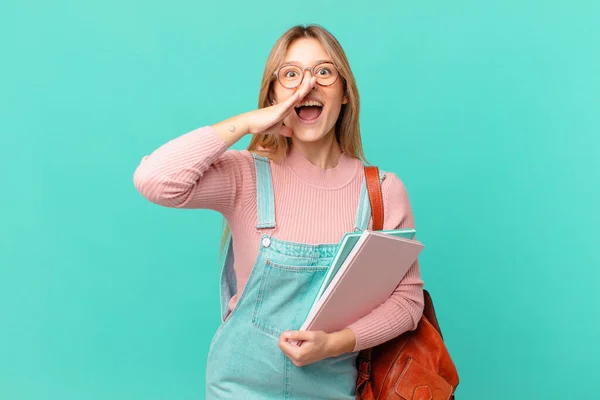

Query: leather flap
left=395, top=358, right=453, bottom=400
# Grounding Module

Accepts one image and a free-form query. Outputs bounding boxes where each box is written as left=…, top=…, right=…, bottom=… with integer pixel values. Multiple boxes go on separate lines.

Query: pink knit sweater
left=133, top=126, right=424, bottom=352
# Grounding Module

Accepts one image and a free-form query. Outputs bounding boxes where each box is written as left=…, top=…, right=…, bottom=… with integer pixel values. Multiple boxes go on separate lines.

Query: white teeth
left=295, top=100, right=323, bottom=108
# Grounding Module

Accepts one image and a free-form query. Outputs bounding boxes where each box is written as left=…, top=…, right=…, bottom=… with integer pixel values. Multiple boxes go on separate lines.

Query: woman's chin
left=290, top=124, right=333, bottom=143
left=291, top=129, right=323, bottom=143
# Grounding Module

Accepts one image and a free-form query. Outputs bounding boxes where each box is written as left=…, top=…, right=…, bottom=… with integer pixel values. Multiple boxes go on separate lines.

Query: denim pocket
left=252, top=259, right=328, bottom=337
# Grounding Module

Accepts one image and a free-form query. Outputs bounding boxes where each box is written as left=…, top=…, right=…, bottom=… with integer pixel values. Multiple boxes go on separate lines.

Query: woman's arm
left=133, top=77, right=317, bottom=215
left=133, top=124, right=254, bottom=217
left=345, top=173, right=425, bottom=352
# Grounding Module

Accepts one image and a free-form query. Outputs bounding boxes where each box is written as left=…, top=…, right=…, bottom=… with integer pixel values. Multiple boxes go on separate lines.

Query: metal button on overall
left=262, top=236, right=271, bottom=248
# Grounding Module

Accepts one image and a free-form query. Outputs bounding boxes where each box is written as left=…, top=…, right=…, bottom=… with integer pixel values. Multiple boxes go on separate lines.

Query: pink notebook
left=299, top=230, right=424, bottom=333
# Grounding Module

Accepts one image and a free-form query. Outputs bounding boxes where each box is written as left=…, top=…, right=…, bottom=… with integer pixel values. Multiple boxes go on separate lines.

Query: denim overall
left=206, top=154, right=385, bottom=400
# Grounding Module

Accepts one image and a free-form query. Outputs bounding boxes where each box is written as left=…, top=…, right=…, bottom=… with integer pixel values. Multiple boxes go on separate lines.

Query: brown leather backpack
left=355, top=166, right=459, bottom=400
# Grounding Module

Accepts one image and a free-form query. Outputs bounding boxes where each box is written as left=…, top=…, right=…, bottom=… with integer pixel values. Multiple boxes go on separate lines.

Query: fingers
left=266, top=74, right=316, bottom=137
left=279, top=76, right=317, bottom=113
left=278, top=335, right=305, bottom=366
left=278, top=333, right=300, bottom=354
left=284, top=330, right=315, bottom=342
left=297, top=75, right=317, bottom=100
left=278, top=330, right=327, bottom=367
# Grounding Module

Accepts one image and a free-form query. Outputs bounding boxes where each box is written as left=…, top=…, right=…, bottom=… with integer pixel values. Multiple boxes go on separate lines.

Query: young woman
left=133, top=24, right=424, bottom=400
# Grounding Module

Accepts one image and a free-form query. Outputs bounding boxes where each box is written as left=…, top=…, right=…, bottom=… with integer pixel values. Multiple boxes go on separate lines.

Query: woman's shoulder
left=362, top=162, right=411, bottom=203
left=381, top=170, right=406, bottom=191
left=379, top=169, right=416, bottom=227
left=380, top=169, right=414, bottom=207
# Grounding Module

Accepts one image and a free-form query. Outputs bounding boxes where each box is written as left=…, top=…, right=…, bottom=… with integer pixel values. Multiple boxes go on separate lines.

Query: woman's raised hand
left=212, top=75, right=317, bottom=145
left=244, top=75, right=317, bottom=137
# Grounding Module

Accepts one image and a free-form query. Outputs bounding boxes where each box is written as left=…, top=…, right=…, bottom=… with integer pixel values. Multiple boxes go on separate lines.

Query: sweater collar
left=281, top=144, right=360, bottom=189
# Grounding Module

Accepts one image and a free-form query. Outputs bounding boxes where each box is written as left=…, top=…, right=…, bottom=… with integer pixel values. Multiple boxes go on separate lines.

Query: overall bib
left=206, top=154, right=385, bottom=400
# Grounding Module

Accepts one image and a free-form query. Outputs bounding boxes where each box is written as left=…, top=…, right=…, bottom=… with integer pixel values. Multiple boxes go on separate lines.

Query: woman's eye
left=285, top=71, right=297, bottom=78
left=317, top=68, right=331, bottom=76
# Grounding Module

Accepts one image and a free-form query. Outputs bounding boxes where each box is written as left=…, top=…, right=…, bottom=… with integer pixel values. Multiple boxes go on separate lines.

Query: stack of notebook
left=299, top=228, right=424, bottom=334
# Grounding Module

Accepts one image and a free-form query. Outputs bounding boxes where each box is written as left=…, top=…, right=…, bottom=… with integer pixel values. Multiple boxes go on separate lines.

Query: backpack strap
left=356, top=165, right=385, bottom=387
left=364, top=166, right=384, bottom=231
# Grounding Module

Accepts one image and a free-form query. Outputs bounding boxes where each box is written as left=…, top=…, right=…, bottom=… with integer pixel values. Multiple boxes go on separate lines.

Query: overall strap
left=251, top=153, right=276, bottom=230
left=218, top=232, right=236, bottom=322
left=218, top=153, right=275, bottom=323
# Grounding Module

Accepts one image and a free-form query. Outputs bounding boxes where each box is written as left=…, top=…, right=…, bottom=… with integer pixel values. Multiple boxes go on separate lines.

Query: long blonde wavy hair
left=220, top=24, right=366, bottom=254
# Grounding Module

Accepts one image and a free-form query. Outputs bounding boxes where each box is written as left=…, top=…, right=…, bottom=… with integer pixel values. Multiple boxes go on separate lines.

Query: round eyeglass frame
left=273, top=62, right=341, bottom=89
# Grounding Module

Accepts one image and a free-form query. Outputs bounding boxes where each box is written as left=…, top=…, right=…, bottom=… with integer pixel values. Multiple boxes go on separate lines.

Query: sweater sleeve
left=133, top=126, right=255, bottom=218
left=345, top=172, right=425, bottom=352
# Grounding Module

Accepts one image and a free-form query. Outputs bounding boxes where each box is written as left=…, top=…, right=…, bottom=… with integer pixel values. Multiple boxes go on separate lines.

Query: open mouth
left=294, top=100, right=323, bottom=123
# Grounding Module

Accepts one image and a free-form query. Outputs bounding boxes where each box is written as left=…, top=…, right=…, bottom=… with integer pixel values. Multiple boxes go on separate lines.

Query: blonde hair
left=221, top=24, right=365, bottom=253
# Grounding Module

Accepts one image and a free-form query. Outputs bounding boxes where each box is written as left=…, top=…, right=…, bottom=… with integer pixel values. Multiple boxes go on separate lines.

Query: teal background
left=2, top=0, right=599, bottom=398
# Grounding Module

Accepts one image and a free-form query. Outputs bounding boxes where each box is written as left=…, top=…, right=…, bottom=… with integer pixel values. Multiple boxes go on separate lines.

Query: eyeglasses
left=274, top=61, right=340, bottom=89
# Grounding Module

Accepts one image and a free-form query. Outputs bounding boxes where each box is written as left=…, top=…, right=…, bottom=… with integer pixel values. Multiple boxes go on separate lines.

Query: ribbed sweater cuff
left=347, top=310, right=415, bottom=352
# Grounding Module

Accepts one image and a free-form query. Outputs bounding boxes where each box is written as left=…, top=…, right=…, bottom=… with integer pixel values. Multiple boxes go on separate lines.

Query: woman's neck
left=290, top=130, right=343, bottom=170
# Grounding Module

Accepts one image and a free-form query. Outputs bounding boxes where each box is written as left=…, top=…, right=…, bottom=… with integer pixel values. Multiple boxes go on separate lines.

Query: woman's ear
left=342, top=82, right=349, bottom=104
